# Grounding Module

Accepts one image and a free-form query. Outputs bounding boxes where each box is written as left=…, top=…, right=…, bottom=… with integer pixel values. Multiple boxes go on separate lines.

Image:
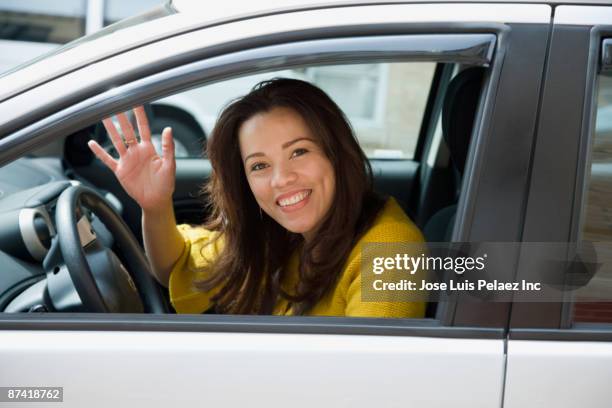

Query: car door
left=505, top=4, right=612, bottom=407
left=0, top=3, right=551, bottom=407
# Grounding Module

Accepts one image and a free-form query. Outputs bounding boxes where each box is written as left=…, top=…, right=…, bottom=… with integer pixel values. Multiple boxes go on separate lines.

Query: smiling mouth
left=277, top=189, right=312, bottom=207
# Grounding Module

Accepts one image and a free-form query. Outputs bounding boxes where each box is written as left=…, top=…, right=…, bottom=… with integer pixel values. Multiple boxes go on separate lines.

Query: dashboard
left=0, top=157, right=120, bottom=312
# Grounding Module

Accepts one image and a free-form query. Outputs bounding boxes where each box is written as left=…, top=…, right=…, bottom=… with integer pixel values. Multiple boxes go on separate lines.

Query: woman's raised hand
left=88, top=106, right=176, bottom=213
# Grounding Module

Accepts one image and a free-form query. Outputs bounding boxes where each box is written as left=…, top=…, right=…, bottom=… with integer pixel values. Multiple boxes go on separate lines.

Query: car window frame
left=0, top=5, right=553, bottom=337
left=435, top=19, right=553, bottom=328
left=0, top=2, right=550, bottom=107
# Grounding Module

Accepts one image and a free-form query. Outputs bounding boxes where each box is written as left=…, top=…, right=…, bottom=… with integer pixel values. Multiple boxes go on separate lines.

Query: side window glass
left=574, top=74, right=612, bottom=324
left=137, top=62, right=435, bottom=159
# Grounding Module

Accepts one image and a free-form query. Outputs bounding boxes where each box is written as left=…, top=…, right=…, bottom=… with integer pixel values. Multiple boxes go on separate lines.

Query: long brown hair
left=197, top=78, right=385, bottom=315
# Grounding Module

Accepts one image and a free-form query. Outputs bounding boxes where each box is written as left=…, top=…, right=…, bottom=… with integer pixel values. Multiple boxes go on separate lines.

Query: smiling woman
left=239, top=107, right=335, bottom=242
left=89, top=78, right=425, bottom=317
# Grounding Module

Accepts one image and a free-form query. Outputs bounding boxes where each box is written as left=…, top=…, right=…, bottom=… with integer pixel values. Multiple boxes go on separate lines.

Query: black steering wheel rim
left=55, top=185, right=168, bottom=313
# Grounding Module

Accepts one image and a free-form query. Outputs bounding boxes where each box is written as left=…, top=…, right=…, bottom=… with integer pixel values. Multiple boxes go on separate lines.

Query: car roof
left=172, top=0, right=612, bottom=12
left=0, top=0, right=607, bottom=104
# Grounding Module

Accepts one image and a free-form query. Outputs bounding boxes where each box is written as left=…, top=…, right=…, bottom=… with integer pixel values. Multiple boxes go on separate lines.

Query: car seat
left=423, top=67, right=485, bottom=242
left=421, top=67, right=484, bottom=319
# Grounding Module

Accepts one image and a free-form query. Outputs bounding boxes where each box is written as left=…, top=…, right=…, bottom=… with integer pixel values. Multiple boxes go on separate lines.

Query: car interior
left=0, top=62, right=487, bottom=316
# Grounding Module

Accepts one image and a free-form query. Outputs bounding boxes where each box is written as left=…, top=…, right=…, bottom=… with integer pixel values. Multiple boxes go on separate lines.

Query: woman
left=88, top=78, right=425, bottom=317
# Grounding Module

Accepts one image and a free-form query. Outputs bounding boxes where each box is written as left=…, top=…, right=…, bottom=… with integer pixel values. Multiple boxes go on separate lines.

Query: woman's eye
left=291, top=148, right=308, bottom=158
left=251, top=162, right=268, bottom=172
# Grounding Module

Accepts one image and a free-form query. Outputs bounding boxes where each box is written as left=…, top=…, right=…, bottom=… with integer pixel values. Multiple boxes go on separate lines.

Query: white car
left=1, top=1, right=612, bottom=407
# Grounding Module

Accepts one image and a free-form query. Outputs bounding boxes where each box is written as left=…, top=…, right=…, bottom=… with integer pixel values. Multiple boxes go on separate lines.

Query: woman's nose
left=270, top=163, right=297, bottom=188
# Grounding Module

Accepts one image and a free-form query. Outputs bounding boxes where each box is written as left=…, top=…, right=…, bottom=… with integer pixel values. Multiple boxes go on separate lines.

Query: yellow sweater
left=169, top=197, right=425, bottom=317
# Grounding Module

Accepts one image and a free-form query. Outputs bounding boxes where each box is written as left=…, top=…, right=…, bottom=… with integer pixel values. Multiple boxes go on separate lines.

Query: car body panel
left=0, top=330, right=505, bottom=408
left=504, top=340, right=612, bottom=408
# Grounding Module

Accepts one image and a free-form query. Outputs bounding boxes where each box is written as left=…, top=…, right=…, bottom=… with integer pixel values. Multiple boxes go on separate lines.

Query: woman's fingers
left=161, top=127, right=175, bottom=167
left=88, top=140, right=118, bottom=172
left=133, top=106, right=151, bottom=143
left=102, top=118, right=127, bottom=156
left=117, top=112, right=138, bottom=147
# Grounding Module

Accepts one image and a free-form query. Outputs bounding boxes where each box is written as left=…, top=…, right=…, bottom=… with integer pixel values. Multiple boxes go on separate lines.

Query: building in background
left=0, top=0, right=161, bottom=74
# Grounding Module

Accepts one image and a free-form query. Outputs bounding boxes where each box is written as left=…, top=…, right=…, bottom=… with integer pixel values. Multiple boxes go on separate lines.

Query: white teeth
left=278, top=190, right=311, bottom=207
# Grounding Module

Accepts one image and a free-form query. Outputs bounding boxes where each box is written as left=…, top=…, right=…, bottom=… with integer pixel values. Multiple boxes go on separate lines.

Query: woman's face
left=239, top=106, right=336, bottom=241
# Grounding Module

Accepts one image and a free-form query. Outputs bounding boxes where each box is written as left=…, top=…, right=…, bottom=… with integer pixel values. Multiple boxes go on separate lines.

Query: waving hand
left=87, top=106, right=176, bottom=212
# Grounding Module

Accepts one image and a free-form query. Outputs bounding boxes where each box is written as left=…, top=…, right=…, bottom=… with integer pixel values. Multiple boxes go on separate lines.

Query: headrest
left=441, top=67, right=485, bottom=174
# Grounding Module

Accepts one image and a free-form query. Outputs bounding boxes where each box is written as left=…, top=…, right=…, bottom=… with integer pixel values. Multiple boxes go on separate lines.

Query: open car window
left=0, top=32, right=494, bottom=321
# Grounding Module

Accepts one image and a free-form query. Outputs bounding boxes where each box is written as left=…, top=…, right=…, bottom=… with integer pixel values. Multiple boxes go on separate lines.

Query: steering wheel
left=52, top=185, right=168, bottom=313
